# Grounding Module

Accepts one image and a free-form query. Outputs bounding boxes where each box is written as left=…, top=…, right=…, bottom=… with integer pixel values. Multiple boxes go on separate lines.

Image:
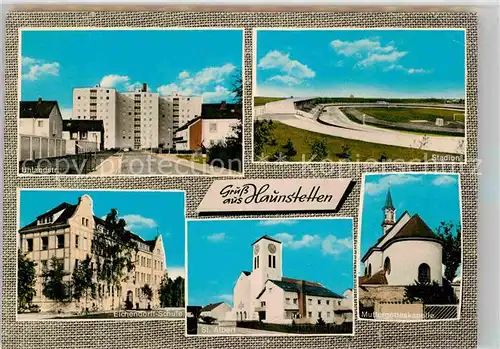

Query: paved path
left=119, top=152, right=206, bottom=175
left=259, top=106, right=465, bottom=155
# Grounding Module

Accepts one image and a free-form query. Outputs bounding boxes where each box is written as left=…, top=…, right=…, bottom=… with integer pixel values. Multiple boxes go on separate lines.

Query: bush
left=404, top=278, right=458, bottom=305
left=338, top=144, right=352, bottom=160
left=201, top=316, right=216, bottom=324
left=316, top=317, right=326, bottom=326
left=207, top=123, right=242, bottom=171
left=283, top=138, right=297, bottom=157
left=237, top=320, right=352, bottom=334
left=310, top=139, right=328, bottom=160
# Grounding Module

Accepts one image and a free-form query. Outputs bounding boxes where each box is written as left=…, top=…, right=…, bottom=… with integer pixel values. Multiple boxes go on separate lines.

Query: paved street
left=258, top=105, right=465, bottom=155
left=119, top=152, right=206, bottom=175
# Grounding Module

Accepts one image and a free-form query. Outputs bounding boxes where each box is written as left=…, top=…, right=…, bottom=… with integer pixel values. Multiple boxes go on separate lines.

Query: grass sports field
left=254, top=97, right=285, bottom=106
left=355, top=107, right=465, bottom=123
left=259, top=121, right=461, bottom=162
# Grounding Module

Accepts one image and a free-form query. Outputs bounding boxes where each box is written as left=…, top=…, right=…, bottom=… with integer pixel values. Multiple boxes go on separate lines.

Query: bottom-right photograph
left=358, top=172, right=462, bottom=322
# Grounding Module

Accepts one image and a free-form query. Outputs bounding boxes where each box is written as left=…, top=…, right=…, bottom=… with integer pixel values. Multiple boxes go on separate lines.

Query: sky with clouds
left=20, top=29, right=243, bottom=119
left=187, top=218, right=353, bottom=307
left=256, top=29, right=465, bottom=99
left=359, top=173, right=462, bottom=273
left=19, top=190, right=186, bottom=280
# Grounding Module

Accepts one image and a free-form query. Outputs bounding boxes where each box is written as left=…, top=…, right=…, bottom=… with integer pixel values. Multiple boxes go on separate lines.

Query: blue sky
left=187, top=218, right=353, bottom=307
left=19, top=189, right=186, bottom=279
left=256, top=29, right=465, bottom=98
left=359, top=174, right=462, bottom=273
left=21, top=29, right=243, bottom=118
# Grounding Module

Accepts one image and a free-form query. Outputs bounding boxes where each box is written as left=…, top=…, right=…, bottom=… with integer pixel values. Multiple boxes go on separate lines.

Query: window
left=75, top=235, right=79, bottom=248
left=318, top=299, right=321, bottom=305
left=418, top=263, right=431, bottom=284
left=37, top=120, right=43, bottom=127
left=293, top=298, right=298, bottom=304
left=81, top=131, right=88, bottom=139
left=56, top=235, right=65, bottom=249
left=82, top=217, right=86, bottom=226
left=308, top=298, right=312, bottom=305
left=368, top=264, right=372, bottom=277
left=384, top=257, right=391, bottom=275
left=83, top=237, right=87, bottom=250
left=272, top=255, right=276, bottom=268
left=256, top=256, right=259, bottom=268
left=41, top=236, right=48, bottom=250
left=261, top=301, right=266, bottom=307
left=27, top=238, right=33, bottom=252
left=326, top=300, right=330, bottom=305
left=268, top=255, right=272, bottom=267
left=286, top=298, right=290, bottom=304
left=75, top=259, right=79, bottom=269
left=106, top=96, right=109, bottom=100
left=318, top=312, right=322, bottom=318
left=41, top=260, right=48, bottom=270
left=78, top=96, right=81, bottom=99
left=209, top=123, right=217, bottom=132
left=308, top=311, right=312, bottom=318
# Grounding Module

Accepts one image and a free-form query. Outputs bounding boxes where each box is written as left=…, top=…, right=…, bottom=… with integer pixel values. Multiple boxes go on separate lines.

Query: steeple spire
left=384, top=186, right=395, bottom=210
left=381, top=186, right=396, bottom=234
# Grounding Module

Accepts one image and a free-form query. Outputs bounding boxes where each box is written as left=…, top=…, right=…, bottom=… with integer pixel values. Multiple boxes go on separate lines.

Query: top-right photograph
left=253, top=29, right=466, bottom=163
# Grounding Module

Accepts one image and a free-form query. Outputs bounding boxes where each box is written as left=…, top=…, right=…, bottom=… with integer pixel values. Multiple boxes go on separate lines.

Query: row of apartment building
left=72, top=83, right=202, bottom=150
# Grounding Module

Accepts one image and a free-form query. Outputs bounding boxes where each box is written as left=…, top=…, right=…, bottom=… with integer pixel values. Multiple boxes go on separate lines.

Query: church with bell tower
left=360, top=187, right=444, bottom=287
left=231, top=235, right=345, bottom=325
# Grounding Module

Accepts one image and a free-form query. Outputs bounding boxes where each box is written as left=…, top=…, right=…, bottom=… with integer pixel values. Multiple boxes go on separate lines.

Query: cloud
left=100, top=74, right=129, bottom=87
left=330, top=38, right=432, bottom=74
left=217, top=294, right=233, bottom=303
left=321, top=235, right=352, bottom=256
left=157, top=63, right=236, bottom=101
left=121, top=214, right=157, bottom=231
left=201, top=85, right=235, bottom=103
left=21, top=56, right=60, bottom=81
left=274, top=232, right=320, bottom=249
left=268, top=75, right=301, bottom=86
left=364, top=174, right=422, bottom=196
left=207, top=232, right=226, bottom=242
left=258, top=50, right=315, bottom=85
left=167, top=266, right=185, bottom=280
left=99, top=74, right=145, bottom=92
left=181, top=63, right=236, bottom=88
left=331, top=39, right=395, bottom=57
left=356, top=50, right=408, bottom=67
left=178, top=71, right=190, bottom=79
left=432, top=175, right=458, bottom=186
left=385, top=64, right=432, bottom=74
left=258, top=219, right=297, bottom=226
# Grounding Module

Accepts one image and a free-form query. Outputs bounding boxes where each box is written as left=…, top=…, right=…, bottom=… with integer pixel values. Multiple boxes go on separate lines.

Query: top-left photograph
left=18, top=28, right=244, bottom=176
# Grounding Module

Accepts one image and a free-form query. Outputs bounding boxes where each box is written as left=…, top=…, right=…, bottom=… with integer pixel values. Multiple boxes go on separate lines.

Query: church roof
left=201, top=302, right=226, bottom=312
left=251, top=235, right=282, bottom=246
left=258, top=279, right=343, bottom=299
left=384, top=188, right=395, bottom=210
left=358, top=270, right=388, bottom=286
left=361, top=213, right=442, bottom=262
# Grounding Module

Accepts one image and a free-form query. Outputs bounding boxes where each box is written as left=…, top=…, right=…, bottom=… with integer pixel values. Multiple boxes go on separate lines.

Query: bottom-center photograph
left=186, top=217, right=354, bottom=336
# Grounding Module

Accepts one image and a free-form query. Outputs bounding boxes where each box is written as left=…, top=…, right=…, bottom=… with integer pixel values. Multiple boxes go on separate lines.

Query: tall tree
left=18, top=249, right=37, bottom=312
left=93, top=209, right=138, bottom=306
left=71, top=255, right=96, bottom=309
left=42, top=256, right=71, bottom=304
left=253, top=120, right=276, bottom=159
left=158, top=273, right=185, bottom=307
left=230, top=68, right=243, bottom=104
left=141, top=284, right=153, bottom=301
left=436, top=221, right=461, bottom=282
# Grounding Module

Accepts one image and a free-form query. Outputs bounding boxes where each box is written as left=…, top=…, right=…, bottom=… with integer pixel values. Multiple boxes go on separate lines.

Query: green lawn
left=254, top=97, right=285, bottom=106
left=355, top=107, right=465, bottom=123
left=260, top=121, right=461, bottom=162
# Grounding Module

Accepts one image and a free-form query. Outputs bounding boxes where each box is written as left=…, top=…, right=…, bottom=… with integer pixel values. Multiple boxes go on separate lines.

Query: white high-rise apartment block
left=72, top=83, right=202, bottom=150
left=73, top=87, right=118, bottom=149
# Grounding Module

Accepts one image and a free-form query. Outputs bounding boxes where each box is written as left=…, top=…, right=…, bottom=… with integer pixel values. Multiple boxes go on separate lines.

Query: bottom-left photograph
left=17, top=189, right=186, bottom=321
